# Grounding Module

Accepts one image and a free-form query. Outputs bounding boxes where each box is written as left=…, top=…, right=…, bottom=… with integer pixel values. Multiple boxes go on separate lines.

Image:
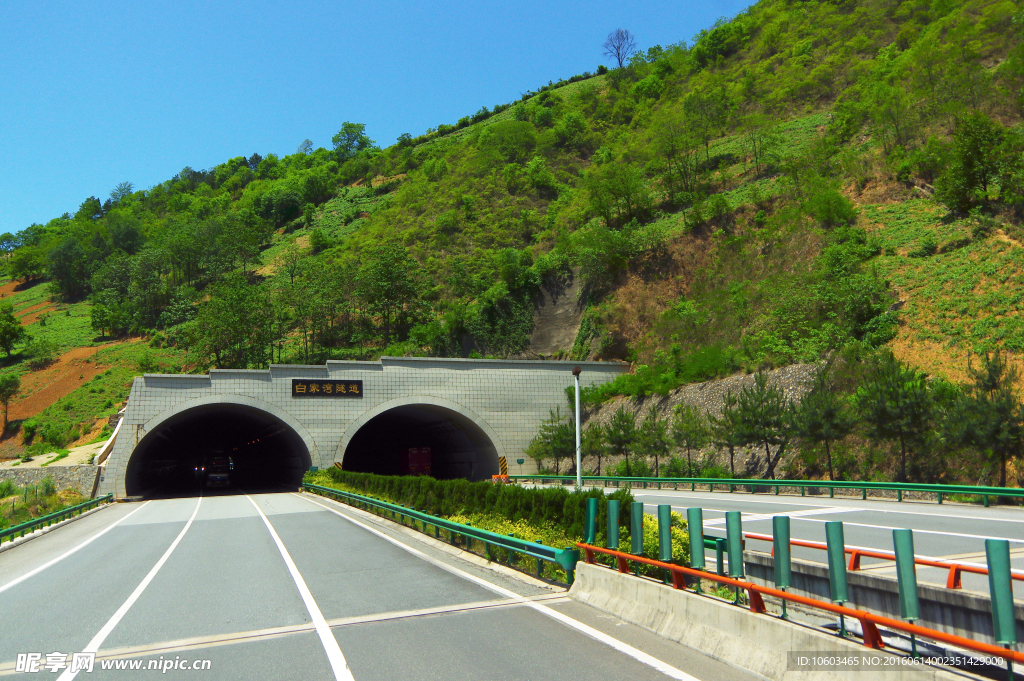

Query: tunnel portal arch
left=123, top=395, right=317, bottom=497
left=339, top=397, right=504, bottom=481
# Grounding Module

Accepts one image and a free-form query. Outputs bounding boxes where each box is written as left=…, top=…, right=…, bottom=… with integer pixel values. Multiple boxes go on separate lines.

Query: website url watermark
left=16, top=653, right=212, bottom=673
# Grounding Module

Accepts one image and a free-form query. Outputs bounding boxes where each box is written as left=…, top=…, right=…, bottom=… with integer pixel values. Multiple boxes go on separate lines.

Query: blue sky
left=0, top=1, right=749, bottom=235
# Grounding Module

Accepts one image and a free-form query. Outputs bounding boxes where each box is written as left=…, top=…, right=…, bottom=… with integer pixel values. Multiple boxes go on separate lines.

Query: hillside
left=2, top=0, right=1023, bottom=484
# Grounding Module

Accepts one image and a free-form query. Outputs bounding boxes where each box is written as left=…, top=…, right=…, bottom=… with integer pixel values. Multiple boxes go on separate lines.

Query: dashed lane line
left=247, top=495, right=354, bottom=681
left=56, top=498, right=201, bottom=681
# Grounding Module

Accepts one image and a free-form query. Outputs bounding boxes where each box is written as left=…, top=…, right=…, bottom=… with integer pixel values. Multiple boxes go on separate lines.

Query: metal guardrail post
left=630, top=502, right=644, bottom=556
left=893, top=528, right=922, bottom=657
left=986, top=539, right=1017, bottom=649
left=607, top=500, right=620, bottom=551
left=826, top=521, right=850, bottom=636
left=687, top=507, right=705, bottom=592
left=584, top=497, right=597, bottom=545
left=715, top=538, right=727, bottom=576
left=726, top=511, right=743, bottom=603
left=773, top=516, right=791, bottom=619
left=658, top=505, right=672, bottom=584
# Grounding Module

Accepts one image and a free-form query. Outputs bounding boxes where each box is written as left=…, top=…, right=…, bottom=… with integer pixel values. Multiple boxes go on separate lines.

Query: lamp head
left=572, top=366, right=582, bottom=377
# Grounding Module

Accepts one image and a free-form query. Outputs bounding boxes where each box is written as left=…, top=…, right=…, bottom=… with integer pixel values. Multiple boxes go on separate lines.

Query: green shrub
left=39, top=476, right=56, bottom=496
left=21, top=419, right=37, bottom=442
left=908, top=235, right=937, bottom=258
left=307, top=468, right=634, bottom=543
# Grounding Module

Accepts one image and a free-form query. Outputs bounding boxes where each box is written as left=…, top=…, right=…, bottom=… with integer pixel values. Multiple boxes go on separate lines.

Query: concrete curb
left=298, top=491, right=563, bottom=593
left=569, top=562, right=971, bottom=681
left=0, top=504, right=111, bottom=555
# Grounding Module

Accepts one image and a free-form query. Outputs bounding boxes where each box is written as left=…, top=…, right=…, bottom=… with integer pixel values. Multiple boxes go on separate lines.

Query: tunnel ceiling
left=343, top=404, right=498, bottom=481
left=125, top=405, right=311, bottom=498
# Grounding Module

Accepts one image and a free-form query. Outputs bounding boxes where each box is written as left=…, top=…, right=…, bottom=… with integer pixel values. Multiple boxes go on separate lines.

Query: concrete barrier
left=569, top=562, right=968, bottom=681
left=744, top=551, right=1024, bottom=646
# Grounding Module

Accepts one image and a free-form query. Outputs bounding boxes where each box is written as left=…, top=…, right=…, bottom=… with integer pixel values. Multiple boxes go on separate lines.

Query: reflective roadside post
left=985, top=538, right=1017, bottom=680
left=893, top=529, right=921, bottom=658
left=825, top=521, right=849, bottom=637
left=773, top=516, right=791, bottom=619
left=572, top=366, right=582, bottom=491
left=688, top=507, right=705, bottom=593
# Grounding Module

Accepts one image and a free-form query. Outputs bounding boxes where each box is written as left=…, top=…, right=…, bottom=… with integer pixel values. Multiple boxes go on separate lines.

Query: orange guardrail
left=577, top=543, right=1024, bottom=667
left=742, top=531, right=1024, bottom=590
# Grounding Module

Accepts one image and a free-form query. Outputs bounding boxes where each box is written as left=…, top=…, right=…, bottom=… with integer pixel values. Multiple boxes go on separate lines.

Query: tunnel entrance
left=125, top=405, right=312, bottom=498
left=342, top=405, right=499, bottom=481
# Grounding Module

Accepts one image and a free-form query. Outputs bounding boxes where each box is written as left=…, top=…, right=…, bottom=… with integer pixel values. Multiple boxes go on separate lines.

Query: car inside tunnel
left=125, top=405, right=312, bottom=498
left=342, top=404, right=499, bottom=481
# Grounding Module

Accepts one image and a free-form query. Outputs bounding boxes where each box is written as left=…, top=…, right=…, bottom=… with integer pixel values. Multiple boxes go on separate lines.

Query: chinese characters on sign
left=292, top=379, right=363, bottom=398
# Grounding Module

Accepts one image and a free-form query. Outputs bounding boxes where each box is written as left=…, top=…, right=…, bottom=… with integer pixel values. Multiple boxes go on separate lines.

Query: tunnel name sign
left=291, top=379, right=363, bottom=397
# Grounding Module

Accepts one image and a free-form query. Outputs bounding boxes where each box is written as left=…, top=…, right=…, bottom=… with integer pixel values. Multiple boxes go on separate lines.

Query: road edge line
left=0, top=501, right=151, bottom=595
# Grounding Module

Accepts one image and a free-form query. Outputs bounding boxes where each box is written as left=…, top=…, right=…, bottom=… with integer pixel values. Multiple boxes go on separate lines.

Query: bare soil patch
left=9, top=344, right=120, bottom=421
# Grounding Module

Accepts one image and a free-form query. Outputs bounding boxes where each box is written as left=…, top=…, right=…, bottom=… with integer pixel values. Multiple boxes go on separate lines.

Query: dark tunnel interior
left=125, top=405, right=311, bottom=498
left=342, top=405, right=499, bottom=481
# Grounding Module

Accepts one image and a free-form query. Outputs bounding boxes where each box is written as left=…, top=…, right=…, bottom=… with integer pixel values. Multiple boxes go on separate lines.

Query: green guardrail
left=301, top=483, right=581, bottom=583
left=0, top=494, right=114, bottom=545
left=511, top=475, right=1024, bottom=506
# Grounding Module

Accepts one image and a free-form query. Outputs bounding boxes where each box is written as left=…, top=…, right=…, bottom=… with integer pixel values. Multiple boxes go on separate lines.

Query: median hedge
left=306, top=468, right=635, bottom=544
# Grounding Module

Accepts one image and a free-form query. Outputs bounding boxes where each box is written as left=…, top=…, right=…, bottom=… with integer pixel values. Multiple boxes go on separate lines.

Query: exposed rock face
left=580, top=363, right=819, bottom=477
left=528, top=272, right=584, bottom=357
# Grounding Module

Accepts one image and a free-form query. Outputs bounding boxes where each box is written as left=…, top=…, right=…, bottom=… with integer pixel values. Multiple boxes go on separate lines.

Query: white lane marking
left=297, top=493, right=700, bottom=681
left=789, top=517, right=1024, bottom=545
left=699, top=506, right=855, bottom=526
left=247, top=495, right=354, bottom=681
left=632, top=490, right=1024, bottom=525
left=0, top=501, right=151, bottom=595
left=57, top=498, right=201, bottom=681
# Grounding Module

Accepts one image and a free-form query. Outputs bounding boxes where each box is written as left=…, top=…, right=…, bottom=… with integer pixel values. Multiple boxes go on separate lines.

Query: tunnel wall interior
left=342, top=405, right=499, bottom=481
left=125, top=405, right=312, bottom=497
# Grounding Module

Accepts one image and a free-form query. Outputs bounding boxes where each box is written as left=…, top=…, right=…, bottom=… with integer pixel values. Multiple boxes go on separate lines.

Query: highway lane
left=0, top=493, right=757, bottom=681
left=617, top=486, right=1024, bottom=595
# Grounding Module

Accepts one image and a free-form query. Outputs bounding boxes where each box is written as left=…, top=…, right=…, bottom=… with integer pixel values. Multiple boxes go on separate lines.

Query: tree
left=110, top=182, right=134, bottom=203
left=954, top=352, right=1024, bottom=488
left=355, top=243, right=422, bottom=345
left=9, top=247, right=45, bottom=281
left=604, top=406, right=637, bottom=476
left=583, top=424, right=605, bottom=475
left=0, top=373, right=19, bottom=431
left=683, top=87, right=730, bottom=163
left=936, top=111, right=1003, bottom=213
left=0, top=303, right=26, bottom=357
left=584, top=162, right=654, bottom=227
left=710, top=392, right=742, bottom=476
left=297, top=139, right=314, bottom=155
left=636, top=406, right=670, bottom=476
left=793, top=365, right=855, bottom=481
left=526, top=407, right=575, bottom=474
left=47, top=237, right=90, bottom=300
left=603, top=29, right=637, bottom=69
left=672, top=404, right=710, bottom=476
left=332, top=122, right=375, bottom=162
left=731, top=372, right=794, bottom=480
left=743, top=113, right=781, bottom=176
left=854, top=352, right=932, bottom=483
left=185, top=274, right=275, bottom=368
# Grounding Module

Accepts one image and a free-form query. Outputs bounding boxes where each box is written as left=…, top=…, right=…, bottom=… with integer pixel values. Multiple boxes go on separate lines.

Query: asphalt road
left=612, top=486, right=1024, bottom=595
left=0, top=492, right=758, bottom=681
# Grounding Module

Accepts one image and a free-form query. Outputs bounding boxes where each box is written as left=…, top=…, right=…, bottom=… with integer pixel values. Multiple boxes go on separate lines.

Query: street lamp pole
left=572, top=366, right=582, bottom=490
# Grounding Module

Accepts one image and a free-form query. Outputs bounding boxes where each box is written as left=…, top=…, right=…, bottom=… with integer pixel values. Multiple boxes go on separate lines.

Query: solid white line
left=57, top=497, right=201, bottom=681
left=786, top=517, right=1024, bottom=544
left=0, top=501, right=151, bottom=595
left=297, top=493, right=700, bottom=681
left=247, top=495, right=354, bottom=681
